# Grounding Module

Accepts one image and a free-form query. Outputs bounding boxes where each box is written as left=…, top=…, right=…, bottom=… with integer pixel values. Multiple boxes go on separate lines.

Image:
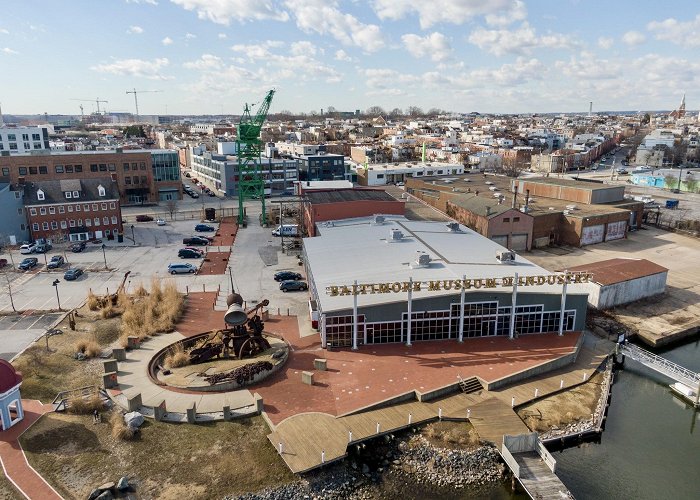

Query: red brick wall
left=27, top=199, right=123, bottom=241
left=305, top=199, right=405, bottom=236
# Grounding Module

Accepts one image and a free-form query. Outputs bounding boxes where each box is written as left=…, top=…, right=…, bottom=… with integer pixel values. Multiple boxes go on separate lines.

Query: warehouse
left=303, top=215, right=589, bottom=349
left=566, top=258, right=668, bottom=309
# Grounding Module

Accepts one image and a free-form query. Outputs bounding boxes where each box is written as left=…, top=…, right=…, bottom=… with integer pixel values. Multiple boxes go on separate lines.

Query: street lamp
left=227, top=266, right=234, bottom=292
left=131, top=225, right=136, bottom=246
left=101, top=243, right=107, bottom=270
left=52, top=279, right=62, bottom=311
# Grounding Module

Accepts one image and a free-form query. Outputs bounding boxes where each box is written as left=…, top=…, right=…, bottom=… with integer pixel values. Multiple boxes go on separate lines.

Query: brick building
left=23, top=178, right=122, bottom=242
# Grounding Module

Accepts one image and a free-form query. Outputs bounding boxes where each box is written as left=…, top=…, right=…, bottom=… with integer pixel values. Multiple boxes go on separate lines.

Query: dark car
left=63, top=268, right=84, bottom=281
left=195, top=224, right=215, bottom=232
left=0, top=258, right=7, bottom=269
left=207, top=191, right=216, bottom=197
left=280, top=280, right=308, bottom=292
left=46, top=255, right=65, bottom=269
left=71, top=242, right=87, bottom=253
left=136, top=215, right=154, bottom=222
left=34, top=243, right=52, bottom=253
left=19, top=257, right=38, bottom=270
left=189, top=191, right=200, bottom=198
left=182, top=236, right=210, bottom=246
left=178, top=248, right=203, bottom=259
left=274, top=271, right=302, bottom=282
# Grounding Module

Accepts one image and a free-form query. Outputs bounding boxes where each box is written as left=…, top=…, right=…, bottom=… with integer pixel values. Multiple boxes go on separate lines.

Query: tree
left=389, top=108, right=403, bottom=117
left=664, top=174, right=680, bottom=191
left=2, top=271, right=16, bottom=312
left=365, top=106, right=386, bottom=116
left=123, top=125, right=146, bottom=138
left=406, top=106, right=423, bottom=117
left=426, top=108, right=444, bottom=117
left=685, top=176, right=698, bottom=193
left=166, top=199, right=178, bottom=220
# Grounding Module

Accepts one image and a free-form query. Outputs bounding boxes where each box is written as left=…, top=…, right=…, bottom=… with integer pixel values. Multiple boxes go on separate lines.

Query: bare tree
left=2, top=271, right=17, bottom=312
left=406, top=106, right=423, bottom=117
left=166, top=199, right=178, bottom=220
left=365, top=106, right=386, bottom=116
left=389, top=108, right=403, bottom=117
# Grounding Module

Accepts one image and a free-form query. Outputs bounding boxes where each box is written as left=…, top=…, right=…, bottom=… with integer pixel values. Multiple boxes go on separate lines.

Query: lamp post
left=131, top=224, right=136, bottom=246
left=227, top=266, right=234, bottom=293
left=101, top=243, right=107, bottom=270
left=52, top=279, right=62, bottom=311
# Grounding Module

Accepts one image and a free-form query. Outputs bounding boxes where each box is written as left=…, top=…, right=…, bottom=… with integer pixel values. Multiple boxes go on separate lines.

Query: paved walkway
left=0, top=400, right=62, bottom=500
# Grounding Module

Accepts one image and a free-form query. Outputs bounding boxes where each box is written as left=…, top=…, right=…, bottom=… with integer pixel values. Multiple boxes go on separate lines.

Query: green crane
left=236, top=89, right=275, bottom=226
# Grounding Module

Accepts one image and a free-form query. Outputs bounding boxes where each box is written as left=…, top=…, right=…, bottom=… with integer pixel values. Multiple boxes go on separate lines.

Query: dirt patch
left=0, top=471, right=23, bottom=500
left=20, top=413, right=295, bottom=500
left=517, top=370, right=605, bottom=433
left=419, top=420, right=481, bottom=451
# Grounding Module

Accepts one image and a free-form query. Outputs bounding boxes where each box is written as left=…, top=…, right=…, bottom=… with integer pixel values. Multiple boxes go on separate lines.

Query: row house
left=23, top=178, right=123, bottom=242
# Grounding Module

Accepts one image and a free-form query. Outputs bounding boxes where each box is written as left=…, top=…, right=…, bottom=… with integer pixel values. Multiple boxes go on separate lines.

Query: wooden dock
left=514, top=451, right=573, bottom=499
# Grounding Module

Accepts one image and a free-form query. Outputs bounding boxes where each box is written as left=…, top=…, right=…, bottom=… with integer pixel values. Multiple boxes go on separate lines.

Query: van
left=272, top=224, right=299, bottom=237
left=634, top=166, right=653, bottom=172
left=167, top=263, right=197, bottom=274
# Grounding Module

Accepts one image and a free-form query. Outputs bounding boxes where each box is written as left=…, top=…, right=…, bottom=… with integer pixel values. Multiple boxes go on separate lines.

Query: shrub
left=75, top=338, right=102, bottom=358
left=164, top=345, right=189, bottom=369
left=93, top=321, right=120, bottom=345
left=101, top=304, right=118, bottom=319
left=133, top=283, right=148, bottom=297
left=87, top=291, right=101, bottom=311
left=110, top=411, right=135, bottom=440
left=68, top=394, right=104, bottom=415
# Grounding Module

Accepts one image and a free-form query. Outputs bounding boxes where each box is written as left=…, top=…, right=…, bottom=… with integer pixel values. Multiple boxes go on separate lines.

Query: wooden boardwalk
left=514, top=451, right=573, bottom=499
left=468, top=397, right=531, bottom=445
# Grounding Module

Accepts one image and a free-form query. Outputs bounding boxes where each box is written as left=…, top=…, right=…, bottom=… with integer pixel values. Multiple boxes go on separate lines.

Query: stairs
left=458, top=376, right=483, bottom=394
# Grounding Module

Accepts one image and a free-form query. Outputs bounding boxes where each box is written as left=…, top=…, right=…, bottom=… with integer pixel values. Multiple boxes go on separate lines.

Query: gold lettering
left=536, top=276, right=546, bottom=285
left=453, top=280, right=462, bottom=290
left=525, top=276, right=536, bottom=286
left=413, top=281, right=422, bottom=292
left=546, top=275, right=557, bottom=285
left=428, top=281, right=441, bottom=291
left=370, top=284, right=379, bottom=294
left=359, top=284, right=369, bottom=294
left=518, top=276, right=526, bottom=286
left=556, top=275, right=566, bottom=285
left=442, top=280, right=453, bottom=290
left=566, top=274, right=573, bottom=284
left=392, top=282, right=402, bottom=293
left=485, top=278, right=497, bottom=288
left=463, top=279, right=472, bottom=289
left=339, top=286, right=351, bottom=296
left=327, top=286, right=339, bottom=296
left=378, top=283, right=390, bottom=293
left=573, top=273, right=583, bottom=283
left=473, top=279, right=483, bottom=289
left=502, top=277, right=513, bottom=287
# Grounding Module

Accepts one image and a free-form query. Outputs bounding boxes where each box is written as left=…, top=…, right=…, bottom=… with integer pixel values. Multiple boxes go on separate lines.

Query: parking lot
left=0, top=312, right=63, bottom=360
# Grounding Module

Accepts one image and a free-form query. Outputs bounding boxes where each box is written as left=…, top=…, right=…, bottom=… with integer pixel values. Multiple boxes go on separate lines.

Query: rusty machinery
left=188, top=293, right=271, bottom=364
left=94, top=271, right=131, bottom=308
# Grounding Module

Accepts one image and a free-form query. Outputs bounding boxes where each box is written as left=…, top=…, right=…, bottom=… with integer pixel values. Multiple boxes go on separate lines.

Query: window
left=19, top=167, right=27, bottom=175
left=141, top=176, right=147, bottom=185
left=513, top=217, right=520, bottom=222
left=24, top=142, right=30, bottom=150
left=29, top=167, right=37, bottom=174
left=14, top=191, right=20, bottom=199
left=32, top=223, right=39, bottom=231
left=67, top=205, right=73, bottom=212
left=7, top=134, right=15, bottom=141
left=40, top=207, right=46, bottom=215
left=69, top=219, right=76, bottom=227
left=133, top=176, right=139, bottom=184
left=39, top=166, right=47, bottom=174
left=105, top=229, right=111, bottom=236
left=77, top=219, right=82, bottom=226
left=42, top=222, right=49, bottom=230
left=65, top=165, right=73, bottom=173
left=109, top=202, right=116, bottom=209
left=37, top=190, right=45, bottom=200
left=75, top=165, right=82, bottom=172
left=49, top=207, right=55, bottom=214
left=65, top=192, right=72, bottom=198
left=92, top=203, right=98, bottom=211
left=72, top=191, right=79, bottom=198
left=111, top=216, right=117, bottom=224
left=60, top=221, right=67, bottom=229
left=1, top=167, right=8, bottom=176
left=75, top=205, right=80, bottom=211
left=59, top=206, right=65, bottom=213
left=98, top=186, right=106, bottom=196
left=503, top=218, right=510, bottom=222
left=103, top=216, right=109, bottom=225
left=55, top=165, right=64, bottom=173
left=17, top=208, right=22, bottom=215
left=85, top=219, right=92, bottom=227
left=9, top=143, right=17, bottom=150
left=101, top=203, right=107, bottom=210
left=22, top=134, right=29, bottom=141
left=125, top=177, right=131, bottom=185
left=139, top=162, right=146, bottom=170
left=94, top=217, right=100, bottom=226
left=123, top=163, right=130, bottom=171
left=90, top=164, right=98, bottom=172
left=83, top=204, right=90, bottom=211
left=108, top=163, right=116, bottom=171
left=32, top=133, right=40, bottom=141
left=50, top=221, right=58, bottom=230
left=131, top=162, right=138, bottom=170
left=33, top=143, right=41, bottom=149
left=99, top=164, right=107, bottom=171
left=30, top=208, right=37, bottom=215
left=20, top=224, right=25, bottom=231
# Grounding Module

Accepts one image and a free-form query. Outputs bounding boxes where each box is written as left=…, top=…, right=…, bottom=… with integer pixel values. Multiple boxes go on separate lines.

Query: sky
left=1, top=0, right=699, bottom=116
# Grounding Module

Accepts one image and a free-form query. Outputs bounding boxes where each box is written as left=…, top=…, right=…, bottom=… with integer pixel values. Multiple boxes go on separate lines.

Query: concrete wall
left=588, top=272, right=667, bottom=309
left=0, top=184, right=29, bottom=243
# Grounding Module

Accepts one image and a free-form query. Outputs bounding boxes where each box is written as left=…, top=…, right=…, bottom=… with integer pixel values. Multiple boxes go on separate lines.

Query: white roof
left=297, top=180, right=353, bottom=190
left=304, top=216, right=583, bottom=313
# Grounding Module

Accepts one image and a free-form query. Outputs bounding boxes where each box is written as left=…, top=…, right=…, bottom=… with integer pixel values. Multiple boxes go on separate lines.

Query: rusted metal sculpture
left=188, top=294, right=271, bottom=364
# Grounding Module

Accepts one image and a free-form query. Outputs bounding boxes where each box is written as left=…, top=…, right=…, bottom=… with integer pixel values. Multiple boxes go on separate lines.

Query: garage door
left=581, top=225, right=604, bottom=245
left=605, top=220, right=627, bottom=241
left=491, top=235, right=508, bottom=248
left=510, top=233, right=529, bottom=251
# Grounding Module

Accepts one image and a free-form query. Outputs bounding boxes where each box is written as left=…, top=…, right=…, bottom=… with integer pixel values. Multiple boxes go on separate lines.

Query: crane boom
left=70, top=98, right=108, bottom=114
left=125, top=88, right=162, bottom=122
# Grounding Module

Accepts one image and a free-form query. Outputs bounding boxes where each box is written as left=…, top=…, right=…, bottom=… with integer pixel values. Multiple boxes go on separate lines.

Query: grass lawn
left=20, top=413, right=295, bottom=500
left=0, top=470, right=23, bottom=500
left=419, top=420, right=481, bottom=450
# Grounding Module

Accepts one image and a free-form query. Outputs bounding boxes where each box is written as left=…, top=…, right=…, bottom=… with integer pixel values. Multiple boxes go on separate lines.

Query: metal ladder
left=620, top=342, right=700, bottom=388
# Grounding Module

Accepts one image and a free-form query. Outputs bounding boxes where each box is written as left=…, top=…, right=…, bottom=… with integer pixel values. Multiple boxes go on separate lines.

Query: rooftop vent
left=488, top=186, right=497, bottom=191
left=496, top=251, right=516, bottom=264
left=410, top=252, right=432, bottom=269
left=485, top=181, right=494, bottom=185
left=388, top=228, right=404, bottom=242
left=372, top=215, right=385, bottom=225
left=565, top=204, right=578, bottom=210
left=446, top=222, right=460, bottom=232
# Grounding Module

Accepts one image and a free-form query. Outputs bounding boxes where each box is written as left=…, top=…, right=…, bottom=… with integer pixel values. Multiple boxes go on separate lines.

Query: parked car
left=71, top=241, right=87, bottom=253
left=0, top=258, right=7, bottom=268
left=195, top=224, right=215, bottom=232
left=63, top=268, right=84, bottom=281
left=136, top=215, right=154, bottom=222
left=616, top=168, right=629, bottom=174
left=34, top=242, right=52, bottom=253
left=182, top=236, right=210, bottom=246
left=208, top=191, right=216, bottom=197
left=20, top=243, right=36, bottom=254
left=279, top=280, right=308, bottom=292
left=168, top=263, right=197, bottom=275
left=156, top=218, right=167, bottom=226
left=178, top=248, right=203, bottom=259
left=274, top=271, right=302, bottom=282
left=46, top=255, right=65, bottom=269
left=18, top=257, right=38, bottom=270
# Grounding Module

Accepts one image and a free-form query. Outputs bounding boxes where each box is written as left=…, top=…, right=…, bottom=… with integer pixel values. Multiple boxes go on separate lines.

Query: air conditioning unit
left=446, top=222, right=460, bottom=232
left=496, top=251, right=516, bottom=264
left=410, top=252, right=432, bottom=268
left=388, top=228, right=404, bottom=242
left=372, top=215, right=385, bottom=225
left=565, top=204, right=578, bottom=210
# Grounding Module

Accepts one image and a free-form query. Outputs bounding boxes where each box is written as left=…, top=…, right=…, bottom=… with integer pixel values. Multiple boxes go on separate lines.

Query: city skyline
left=1, top=0, right=699, bottom=116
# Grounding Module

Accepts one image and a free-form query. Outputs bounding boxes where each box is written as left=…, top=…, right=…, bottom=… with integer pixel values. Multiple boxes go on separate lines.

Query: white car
left=20, top=243, right=36, bottom=254
left=156, top=218, right=166, bottom=226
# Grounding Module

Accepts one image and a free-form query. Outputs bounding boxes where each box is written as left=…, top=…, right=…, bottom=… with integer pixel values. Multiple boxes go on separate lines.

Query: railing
left=537, top=441, right=557, bottom=473
left=621, top=342, right=700, bottom=387
left=500, top=443, right=520, bottom=478
left=52, top=385, right=101, bottom=411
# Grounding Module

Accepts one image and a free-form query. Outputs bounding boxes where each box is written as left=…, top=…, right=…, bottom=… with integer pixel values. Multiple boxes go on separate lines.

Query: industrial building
left=303, top=215, right=589, bottom=349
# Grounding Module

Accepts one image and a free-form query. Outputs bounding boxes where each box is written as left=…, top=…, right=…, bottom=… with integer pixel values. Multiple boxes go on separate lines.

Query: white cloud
left=555, top=53, right=621, bottom=80
left=598, top=37, right=614, bottom=50
left=0, top=29, right=9, bottom=35
left=162, top=36, right=174, bottom=45
left=185, top=32, right=197, bottom=39
left=91, top=57, right=171, bottom=79
left=183, top=53, right=222, bottom=69
left=170, top=0, right=289, bottom=24
left=126, top=0, right=159, bottom=4
left=284, top=0, right=385, bottom=51
left=334, top=49, right=352, bottom=61
left=218, top=33, right=227, bottom=39
left=648, top=14, right=700, bottom=47
left=231, top=40, right=284, bottom=59
left=468, top=23, right=577, bottom=56
left=290, top=41, right=317, bottom=56
left=622, top=31, right=645, bottom=46
left=2, top=47, right=18, bottom=54
left=401, top=32, right=451, bottom=62
left=127, top=25, right=144, bottom=34
left=372, top=0, right=517, bottom=29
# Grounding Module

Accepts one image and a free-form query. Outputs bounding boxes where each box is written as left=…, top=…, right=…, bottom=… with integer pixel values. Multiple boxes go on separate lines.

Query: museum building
left=302, top=215, right=589, bottom=349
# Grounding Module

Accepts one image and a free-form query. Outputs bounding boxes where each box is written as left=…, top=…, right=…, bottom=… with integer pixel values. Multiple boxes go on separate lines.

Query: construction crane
left=70, top=98, right=109, bottom=114
left=125, top=88, right=162, bottom=122
left=236, top=89, right=275, bottom=226
left=79, top=104, right=84, bottom=121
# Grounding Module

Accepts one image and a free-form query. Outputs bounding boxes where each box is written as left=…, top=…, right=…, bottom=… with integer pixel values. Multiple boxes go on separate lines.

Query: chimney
left=486, top=206, right=491, bottom=216
left=512, top=183, right=518, bottom=209
left=525, top=189, right=530, bottom=207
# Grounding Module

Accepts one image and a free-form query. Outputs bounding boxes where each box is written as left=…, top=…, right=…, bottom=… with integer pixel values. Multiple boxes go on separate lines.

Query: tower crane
left=79, top=104, right=84, bottom=121
left=70, top=98, right=108, bottom=114
left=236, top=89, right=275, bottom=226
left=125, top=88, right=162, bottom=122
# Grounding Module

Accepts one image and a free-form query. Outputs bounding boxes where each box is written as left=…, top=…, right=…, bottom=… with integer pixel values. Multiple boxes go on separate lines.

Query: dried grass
left=100, top=304, right=118, bottom=319
left=133, top=283, right=148, bottom=297
left=68, top=394, right=104, bottom=415
left=164, top=345, right=190, bottom=369
left=75, top=338, right=102, bottom=358
left=110, top=412, right=135, bottom=441
left=87, top=292, right=101, bottom=311
left=93, top=321, right=120, bottom=345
